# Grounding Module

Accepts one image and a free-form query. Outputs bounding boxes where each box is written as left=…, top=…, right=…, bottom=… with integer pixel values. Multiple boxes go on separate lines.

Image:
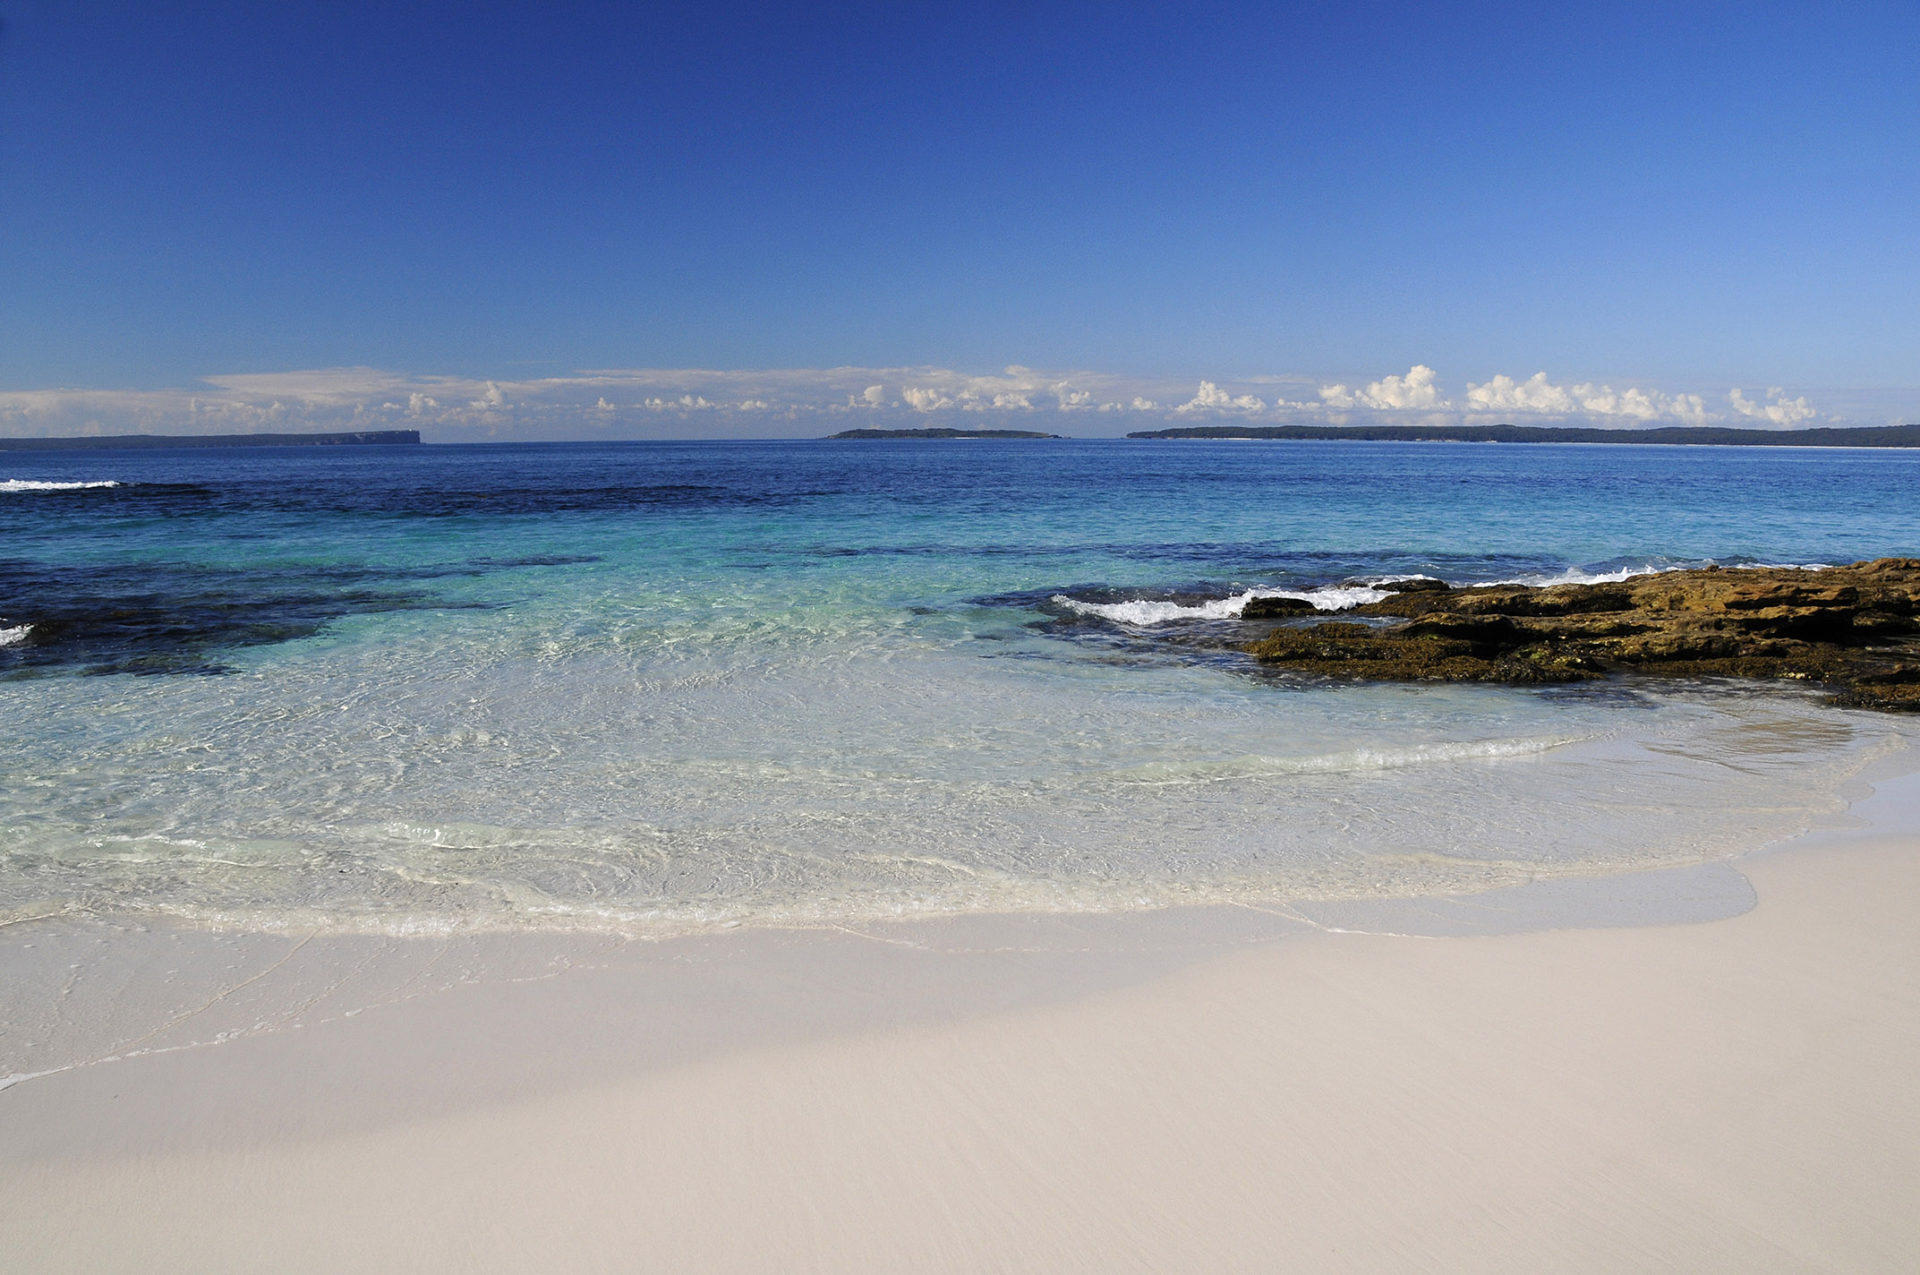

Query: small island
left=826, top=427, right=1065, bottom=440
left=0, top=429, right=422, bottom=452
left=1127, top=422, right=1920, bottom=447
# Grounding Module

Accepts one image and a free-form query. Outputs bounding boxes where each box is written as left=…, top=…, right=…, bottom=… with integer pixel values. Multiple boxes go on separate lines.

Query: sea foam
left=1, top=479, right=120, bottom=492
left=1051, top=581, right=1416, bottom=626
left=1483, top=560, right=1835, bottom=588
left=1059, top=562, right=1848, bottom=627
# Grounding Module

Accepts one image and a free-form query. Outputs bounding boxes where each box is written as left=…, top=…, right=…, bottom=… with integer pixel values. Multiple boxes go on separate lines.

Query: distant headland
left=826, top=427, right=1065, bottom=440
left=0, top=429, right=422, bottom=452
left=1126, top=423, right=1920, bottom=447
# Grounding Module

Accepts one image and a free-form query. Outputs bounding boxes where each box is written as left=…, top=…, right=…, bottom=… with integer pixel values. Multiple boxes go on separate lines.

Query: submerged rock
left=1245, top=558, right=1920, bottom=711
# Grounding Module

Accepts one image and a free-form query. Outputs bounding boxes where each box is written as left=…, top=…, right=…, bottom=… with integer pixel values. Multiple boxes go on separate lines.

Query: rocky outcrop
left=1245, top=559, right=1920, bottom=711
left=1240, top=595, right=1321, bottom=618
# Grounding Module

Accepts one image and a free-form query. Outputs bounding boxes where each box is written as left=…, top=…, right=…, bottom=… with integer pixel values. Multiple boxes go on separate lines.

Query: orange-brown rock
left=1246, top=558, right=1920, bottom=710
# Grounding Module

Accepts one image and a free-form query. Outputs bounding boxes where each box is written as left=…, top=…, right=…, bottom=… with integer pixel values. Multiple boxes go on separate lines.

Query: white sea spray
left=1050, top=580, right=1414, bottom=625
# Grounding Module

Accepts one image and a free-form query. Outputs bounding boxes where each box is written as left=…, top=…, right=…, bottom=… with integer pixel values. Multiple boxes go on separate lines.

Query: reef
left=1245, top=559, right=1920, bottom=711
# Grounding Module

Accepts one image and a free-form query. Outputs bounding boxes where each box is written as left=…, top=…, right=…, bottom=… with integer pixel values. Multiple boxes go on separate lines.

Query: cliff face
left=1246, top=559, right=1920, bottom=710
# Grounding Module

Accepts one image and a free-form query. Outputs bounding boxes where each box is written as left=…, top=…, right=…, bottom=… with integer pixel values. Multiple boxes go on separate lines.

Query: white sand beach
left=3, top=772, right=1917, bottom=1273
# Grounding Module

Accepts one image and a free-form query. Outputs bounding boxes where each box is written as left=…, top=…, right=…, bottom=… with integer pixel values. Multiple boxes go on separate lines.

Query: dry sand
left=3, top=781, right=1917, bottom=1272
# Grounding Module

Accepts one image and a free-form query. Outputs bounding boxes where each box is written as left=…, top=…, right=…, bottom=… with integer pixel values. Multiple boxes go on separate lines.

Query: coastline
left=3, top=755, right=1917, bottom=1270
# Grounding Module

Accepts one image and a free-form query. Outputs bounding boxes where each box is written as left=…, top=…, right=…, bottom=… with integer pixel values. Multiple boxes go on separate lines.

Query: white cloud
left=1464, top=372, right=1575, bottom=415
left=1673, top=394, right=1710, bottom=424
left=0, top=362, right=1855, bottom=441
left=1575, top=385, right=1656, bottom=420
left=1464, top=372, right=1712, bottom=425
left=1175, top=381, right=1265, bottom=413
left=1321, top=365, right=1445, bottom=411
left=902, top=386, right=953, bottom=412
left=1728, top=386, right=1817, bottom=426
left=1182, top=381, right=1230, bottom=410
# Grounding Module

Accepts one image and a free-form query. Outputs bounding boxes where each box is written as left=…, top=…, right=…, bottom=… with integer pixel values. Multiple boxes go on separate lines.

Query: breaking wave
left=1, top=479, right=121, bottom=492
left=1050, top=581, right=1423, bottom=626
left=1053, top=558, right=1850, bottom=627
left=1484, top=559, right=1834, bottom=588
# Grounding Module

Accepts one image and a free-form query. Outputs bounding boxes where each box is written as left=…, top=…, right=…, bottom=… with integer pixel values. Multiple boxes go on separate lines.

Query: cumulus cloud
left=1465, top=372, right=1710, bottom=425
left=1175, top=381, right=1266, bottom=413
left=1320, top=365, right=1446, bottom=411
left=902, top=386, right=953, bottom=412
left=887, top=366, right=1126, bottom=414
left=1464, top=372, right=1574, bottom=415
left=0, top=362, right=1851, bottom=441
left=1728, top=386, right=1817, bottom=426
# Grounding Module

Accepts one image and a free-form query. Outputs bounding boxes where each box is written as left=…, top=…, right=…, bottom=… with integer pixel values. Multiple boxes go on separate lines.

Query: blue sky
left=2, top=1, right=1915, bottom=438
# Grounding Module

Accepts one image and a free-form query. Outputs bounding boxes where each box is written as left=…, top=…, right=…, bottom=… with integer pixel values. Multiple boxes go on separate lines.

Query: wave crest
left=1, top=479, right=121, bottom=492
left=1051, top=581, right=1417, bottom=626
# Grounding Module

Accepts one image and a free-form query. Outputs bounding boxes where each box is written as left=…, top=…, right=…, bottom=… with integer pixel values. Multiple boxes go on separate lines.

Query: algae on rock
left=1245, top=559, right=1920, bottom=711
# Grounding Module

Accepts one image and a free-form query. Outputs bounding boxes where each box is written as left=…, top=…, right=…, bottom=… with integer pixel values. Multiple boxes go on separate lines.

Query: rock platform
left=1245, top=559, right=1920, bottom=711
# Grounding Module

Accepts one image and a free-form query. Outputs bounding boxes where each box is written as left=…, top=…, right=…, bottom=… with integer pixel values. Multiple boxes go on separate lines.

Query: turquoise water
left=2, top=439, right=1915, bottom=934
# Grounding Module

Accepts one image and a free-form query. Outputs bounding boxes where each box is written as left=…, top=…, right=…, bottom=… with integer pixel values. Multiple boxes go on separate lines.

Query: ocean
left=3, top=438, right=1916, bottom=936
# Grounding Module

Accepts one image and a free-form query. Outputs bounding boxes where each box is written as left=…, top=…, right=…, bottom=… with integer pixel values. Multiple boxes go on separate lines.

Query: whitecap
left=1050, top=578, right=1433, bottom=626
left=1482, top=560, right=1836, bottom=588
left=1, top=479, right=120, bottom=492
left=1051, top=592, right=1267, bottom=626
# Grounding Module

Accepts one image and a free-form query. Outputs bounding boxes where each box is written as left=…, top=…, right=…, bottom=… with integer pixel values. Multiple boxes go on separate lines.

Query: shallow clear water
left=2, top=439, right=1915, bottom=934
